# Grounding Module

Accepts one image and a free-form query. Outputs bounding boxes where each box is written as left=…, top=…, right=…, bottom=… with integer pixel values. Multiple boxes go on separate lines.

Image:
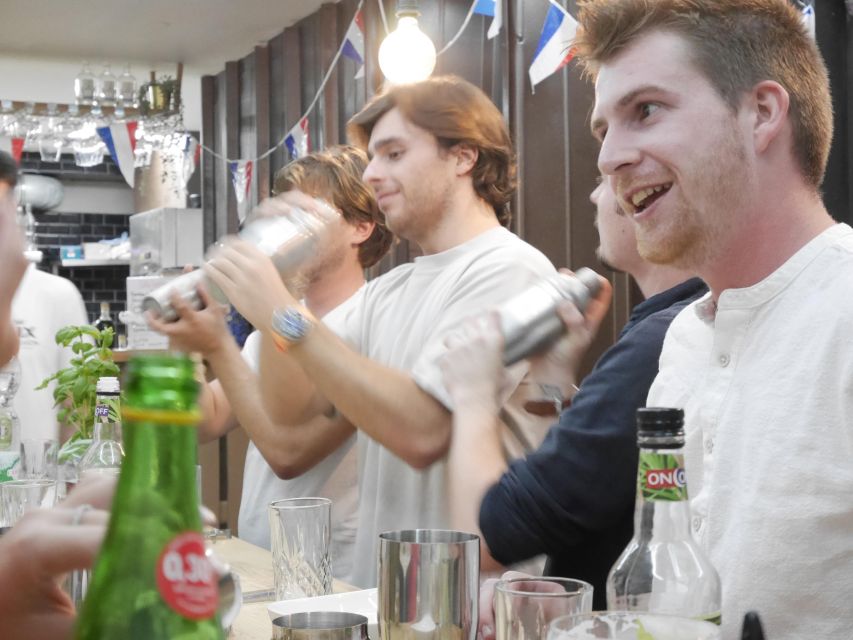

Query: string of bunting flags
left=1, top=0, right=817, bottom=208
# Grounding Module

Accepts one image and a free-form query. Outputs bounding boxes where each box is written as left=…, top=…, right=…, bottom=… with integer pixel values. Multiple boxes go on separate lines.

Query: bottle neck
left=117, top=413, right=201, bottom=528
left=93, top=420, right=121, bottom=442
left=633, top=446, right=692, bottom=540
left=93, top=392, right=121, bottom=433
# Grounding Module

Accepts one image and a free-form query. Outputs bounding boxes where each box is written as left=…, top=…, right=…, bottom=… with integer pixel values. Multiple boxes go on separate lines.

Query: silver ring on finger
left=71, top=503, right=93, bottom=526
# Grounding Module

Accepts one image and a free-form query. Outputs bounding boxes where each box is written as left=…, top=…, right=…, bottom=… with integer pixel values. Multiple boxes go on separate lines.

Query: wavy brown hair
left=574, top=0, right=833, bottom=189
left=347, top=75, right=516, bottom=227
left=273, top=145, right=393, bottom=268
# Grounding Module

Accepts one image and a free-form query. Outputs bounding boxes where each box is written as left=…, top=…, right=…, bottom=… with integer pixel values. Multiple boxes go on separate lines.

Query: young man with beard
left=441, top=180, right=704, bottom=621
left=577, top=1, right=852, bottom=637
left=204, top=76, right=560, bottom=587
left=148, top=145, right=392, bottom=582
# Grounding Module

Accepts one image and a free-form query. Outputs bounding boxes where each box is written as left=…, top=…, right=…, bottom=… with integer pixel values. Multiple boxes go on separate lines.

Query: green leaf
left=72, top=341, right=95, bottom=354
left=55, top=326, right=77, bottom=345
left=78, top=326, right=102, bottom=341
left=99, top=327, right=115, bottom=348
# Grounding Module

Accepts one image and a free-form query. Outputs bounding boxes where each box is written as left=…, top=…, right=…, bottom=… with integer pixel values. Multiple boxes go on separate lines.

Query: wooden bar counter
left=210, top=537, right=354, bottom=639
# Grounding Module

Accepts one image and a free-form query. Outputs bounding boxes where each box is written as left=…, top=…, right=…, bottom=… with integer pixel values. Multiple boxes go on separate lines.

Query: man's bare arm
left=205, top=336, right=355, bottom=478
left=209, top=240, right=452, bottom=469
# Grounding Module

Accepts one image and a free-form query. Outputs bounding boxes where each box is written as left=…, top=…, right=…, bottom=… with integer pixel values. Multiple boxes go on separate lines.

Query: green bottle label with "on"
left=638, top=451, right=688, bottom=501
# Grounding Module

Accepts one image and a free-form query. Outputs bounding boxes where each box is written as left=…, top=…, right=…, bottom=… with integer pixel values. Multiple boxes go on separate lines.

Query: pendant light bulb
left=378, top=2, right=436, bottom=85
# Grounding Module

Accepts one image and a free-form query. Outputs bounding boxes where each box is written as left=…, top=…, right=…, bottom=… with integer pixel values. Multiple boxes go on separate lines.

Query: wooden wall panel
left=200, top=75, right=216, bottom=249
left=254, top=46, right=271, bottom=202
left=817, top=0, right=851, bottom=224
left=239, top=53, right=258, bottom=214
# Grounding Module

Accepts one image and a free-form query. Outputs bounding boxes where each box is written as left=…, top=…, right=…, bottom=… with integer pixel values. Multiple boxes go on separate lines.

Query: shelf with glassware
left=2, top=63, right=183, bottom=119
left=0, top=63, right=184, bottom=169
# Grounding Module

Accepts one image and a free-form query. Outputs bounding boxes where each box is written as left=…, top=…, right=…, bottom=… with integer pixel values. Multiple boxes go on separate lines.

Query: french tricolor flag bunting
left=97, top=122, right=138, bottom=187
left=529, top=0, right=579, bottom=92
left=473, top=0, right=502, bottom=39
left=342, top=10, right=366, bottom=79
left=0, top=136, right=24, bottom=164
left=284, top=118, right=310, bottom=160
left=228, top=159, right=254, bottom=223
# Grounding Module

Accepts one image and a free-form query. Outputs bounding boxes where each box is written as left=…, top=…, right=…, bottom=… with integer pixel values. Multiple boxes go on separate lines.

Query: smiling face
left=362, top=107, right=458, bottom=245
left=591, top=30, right=755, bottom=271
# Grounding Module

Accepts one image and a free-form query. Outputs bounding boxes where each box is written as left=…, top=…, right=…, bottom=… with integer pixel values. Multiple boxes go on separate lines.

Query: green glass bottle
left=75, top=354, right=223, bottom=640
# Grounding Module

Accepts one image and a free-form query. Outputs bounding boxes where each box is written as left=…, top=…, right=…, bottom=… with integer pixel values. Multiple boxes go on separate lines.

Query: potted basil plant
left=37, top=325, right=119, bottom=487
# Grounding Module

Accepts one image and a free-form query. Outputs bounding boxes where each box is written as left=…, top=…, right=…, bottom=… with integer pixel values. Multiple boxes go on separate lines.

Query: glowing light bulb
left=378, top=16, right=437, bottom=85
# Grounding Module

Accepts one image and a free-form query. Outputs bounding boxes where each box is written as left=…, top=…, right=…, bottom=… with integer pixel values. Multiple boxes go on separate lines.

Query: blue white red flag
left=284, top=118, right=310, bottom=160
left=529, top=1, right=579, bottom=91
left=473, top=0, right=502, bottom=39
left=0, top=136, right=24, bottom=164
left=97, top=122, right=138, bottom=187
left=228, top=159, right=253, bottom=223
left=342, top=10, right=366, bottom=79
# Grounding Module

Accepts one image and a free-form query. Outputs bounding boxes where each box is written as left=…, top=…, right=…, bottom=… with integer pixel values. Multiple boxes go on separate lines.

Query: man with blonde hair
left=206, top=76, right=560, bottom=587
left=577, top=0, right=852, bottom=636
left=149, top=145, right=391, bottom=582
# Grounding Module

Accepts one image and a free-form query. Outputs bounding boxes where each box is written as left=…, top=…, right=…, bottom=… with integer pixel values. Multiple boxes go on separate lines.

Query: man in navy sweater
left=441, top=179, right=706, bottom=625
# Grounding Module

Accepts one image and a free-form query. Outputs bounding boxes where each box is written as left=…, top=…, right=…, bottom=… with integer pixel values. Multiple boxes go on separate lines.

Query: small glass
left=269, top=497, right=332, bottom=600
left=0, top=478, right=57, bottom=527
left=547, top=611, right=721, bottom=640
left=19, top=438, right=58, bottom=479
left=495, top=577, right=594, bottom=640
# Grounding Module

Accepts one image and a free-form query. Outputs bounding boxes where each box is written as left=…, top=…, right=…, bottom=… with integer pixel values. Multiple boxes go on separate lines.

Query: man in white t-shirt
left=149, top=145, right=392, bottom=582
left=577, top=1, right=852, bottom=637
left=0, top=152, right=27, bottom=367
left=12, top=264, right=88, bottom=443
left=0, top=151, right=88, bottom=443
left=207, top=76, right=563, bottom=587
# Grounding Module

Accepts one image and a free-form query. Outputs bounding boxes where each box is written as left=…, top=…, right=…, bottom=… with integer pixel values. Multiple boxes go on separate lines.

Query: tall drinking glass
left=378, top=529, right=479, bottom=640
left=269, top=497, right=332, bottom=600
left=495, top=577, right=593, bottom=640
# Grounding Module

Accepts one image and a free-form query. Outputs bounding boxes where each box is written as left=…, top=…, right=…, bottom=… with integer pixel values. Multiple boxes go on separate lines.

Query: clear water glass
left=19, top=438, right=58, bottom=479
left=495, top=577, right=594, bottom=640
left=269, top=497, right=332, bottom=600
left=0, top=478, right=57, bottom=527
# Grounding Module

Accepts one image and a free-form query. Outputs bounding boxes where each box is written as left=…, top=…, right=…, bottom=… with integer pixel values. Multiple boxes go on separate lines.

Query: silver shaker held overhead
left=142, top=200, right=339, bottom=322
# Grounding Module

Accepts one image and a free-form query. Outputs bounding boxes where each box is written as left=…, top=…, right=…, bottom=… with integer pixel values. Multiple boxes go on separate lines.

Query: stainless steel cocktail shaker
left=142, top=200, right=339, bottom=322
left=500, top=267, right=602, bottom=365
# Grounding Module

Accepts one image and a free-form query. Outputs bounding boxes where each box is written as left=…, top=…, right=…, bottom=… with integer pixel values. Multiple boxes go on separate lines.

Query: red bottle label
left=156, top=531, right=219, bottom=620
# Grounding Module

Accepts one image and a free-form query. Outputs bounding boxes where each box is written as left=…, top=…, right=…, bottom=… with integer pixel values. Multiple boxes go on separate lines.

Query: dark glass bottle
left=75, top=354, right=223, bottom=639
left=94, top=302, right=116, bottom=348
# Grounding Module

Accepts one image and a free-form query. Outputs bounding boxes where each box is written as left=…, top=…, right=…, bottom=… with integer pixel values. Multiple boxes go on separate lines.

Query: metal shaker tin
left=500, top=267, right=602, bottom=365
left=271, top=612, right=370, bottom=640
left=142, top=202, right=339, bottom=322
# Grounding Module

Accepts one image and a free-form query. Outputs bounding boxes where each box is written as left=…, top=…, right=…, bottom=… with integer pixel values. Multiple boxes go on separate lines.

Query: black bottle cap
left=741, top=612, right=765, bottom=640
left=636, top=407, right=684, bottom=431
left=636, top=407, right=684, bottom=448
